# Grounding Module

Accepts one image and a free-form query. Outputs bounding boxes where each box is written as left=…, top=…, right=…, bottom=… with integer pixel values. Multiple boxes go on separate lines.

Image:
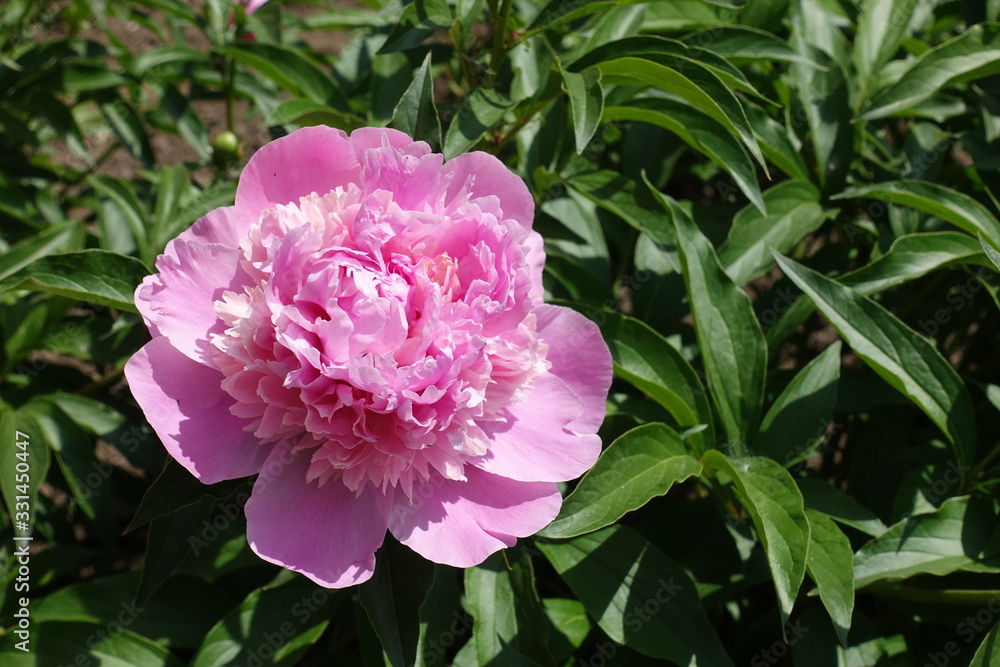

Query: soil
left=46, top=1, right=359, bottom=185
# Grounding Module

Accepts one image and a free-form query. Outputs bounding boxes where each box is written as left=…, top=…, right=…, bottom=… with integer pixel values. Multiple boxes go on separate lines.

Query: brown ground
left=47, top=1, right=361, bottom=185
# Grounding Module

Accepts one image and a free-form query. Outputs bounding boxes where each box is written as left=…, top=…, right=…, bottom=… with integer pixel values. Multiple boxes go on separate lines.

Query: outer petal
left=135, top=240, right=249, bottom=364
left=348, top=126, right=427, bottom=157
left=524, top=229, right=545, bottom=302
left=243, top=0, right=270, bottom=14
left=166, top=205, right=250, bottom=254
left=534, top=303, right=612, bottom=433
left=473, top=304, right=612, bottom=482
left=246, top=442, right=392, bottom=588
left=124, top=337, right=270, bottom=483
left=235, top=126, right=361, bottom=214
left=444, top=151, right=535, bottom=229
left=475, top=374, right=600, bottom=482
left=388, top=467, right=560, bottom=568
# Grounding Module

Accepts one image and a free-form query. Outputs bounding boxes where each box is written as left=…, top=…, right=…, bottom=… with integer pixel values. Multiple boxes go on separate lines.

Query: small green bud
left=212, top=131, right=242, bottom=167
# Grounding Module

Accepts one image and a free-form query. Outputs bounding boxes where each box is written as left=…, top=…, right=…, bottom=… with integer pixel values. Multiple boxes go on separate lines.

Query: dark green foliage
left=3, top=0, right=1000, bottom=664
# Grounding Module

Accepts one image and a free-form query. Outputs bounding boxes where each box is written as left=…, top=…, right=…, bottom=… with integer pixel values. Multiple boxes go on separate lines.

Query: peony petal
left=124, top=337, right=270, bottom=483
left=534, top=304, right=612, bottom=433
left=166, top=205, right=250, bottom=253
left=246, top=442, right=392, bottom=588
left=136, top=240, right=249, bottom=364
left=236, top=126, right=361, bottom=214
left=475, top=373, right=602, bottom=482
left=348, top=126, right=428, bottom=158
left=524, top=229, right=546, bottom=302
left=471, top=304, right=610, bottom=482
left=388, top=467, right=560, bottom=568
left=243, top=0, right=270, bottom=15
left=444, top=151, right=535, bottom=229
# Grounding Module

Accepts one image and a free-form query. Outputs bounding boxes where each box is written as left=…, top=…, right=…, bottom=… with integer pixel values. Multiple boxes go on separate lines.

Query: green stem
left=225, top=55, right=236, bottom=133
left=963, top=440, right=1000, bottom=492
left=75, top=366, right=125, bottom=397
left=488, top=0, right=514, bottom=77
left=490, top=104, right=541, bottom=154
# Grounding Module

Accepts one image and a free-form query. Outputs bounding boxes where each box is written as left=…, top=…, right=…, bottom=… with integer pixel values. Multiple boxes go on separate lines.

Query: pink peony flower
left=239, top=0, right=270, bottom=15
left=125, top=126, right=612, bottom=588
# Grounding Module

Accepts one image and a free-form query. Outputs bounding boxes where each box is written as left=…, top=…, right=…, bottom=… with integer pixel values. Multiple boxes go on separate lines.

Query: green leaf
left=542, top=598, right=590, bottom=655
left=969, top=621, right=1000, bottom=667
left=805, top=509, right=854, bottom=647
left=379, top=0, right=454, bottom=54
left=359, top=538, right=435, bottom=667
left=162, top=85, right=211, bottom=161
left=860, top=23, right=1000, bottom=120
left=568, top=308, right=713, bottom=449
left=853, top=0, right=920, bottom=105
left=854, top=496, right=1000, bottom=588
left=95, top=92, right=155, bottom=167
left=703, top=452, right=810, bottom=627
left=982, top=232, right=1000, bottom=272
left=62, top=60, right=126, bottom=92
left=766, top=232, right=990, bottom=352
left=219, top=43, right=348, bottom=110
left=654, top=185, right=767, bottom=446
left=538, top=525, right=735, bottom=666
left=526, top=0, right=653, bottom=34
left=126, top=459, right=249, bottom=534
left=833, top=181, right=1000, bottom=247
left=0, top=623, right=182, bottom=667
left=844, top=231, right=990, bottom=293
left=560, top=65, right=604, bottom=155
left=372, top=52, right=413, bottom=127
left=443, top=88, right=513, bottom=159
left=773, top=252, right=978, bottom=470
left=0, top=408, right=51, bottom=535
left=89, top=175, right=151, bottom=260
left=266, top=98, right=364, bottom=132
left=136, top=499, right=213, bottom=606
left=603, top=98, right=764, bottom=212
left=390, top=52, right=443, bottom=151
left=18, top=398, right=114, bottom=543
left=539, top=423, right=702, bottom=538
left=131, top=45, right=209, bottom=74
left=0, top=250, right=148, bottom=312
left=789, top=42, right=852, bottom=193
left=718, top=180, right=835, bottom=285
left=465, top=550, right=552, bottom=666
left=797, top=478, right=888, bottom=538
left=565, top=171, right=676, bottom=246
left=592, top=56, right=765, bottom=169
left=32, top=571, right=233, bottom=648
left=744, top=102, right=811, bottom=182
left=150, top=165, right=190, bottom=254
left=754, top=341, right=841, bottom=465
left=191, top=576, right=341, bottom=667
left=682, top=26, right=809, bottom=65
left=0, top=222, right=83, bottom=282
left=41, top=393, right=126, bottom=436
left=570, top=35, right=768, bottom=106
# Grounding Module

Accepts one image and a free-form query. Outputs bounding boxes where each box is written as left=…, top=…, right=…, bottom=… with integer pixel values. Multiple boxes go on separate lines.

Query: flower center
left=210, top=181, right=547, bottom=498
